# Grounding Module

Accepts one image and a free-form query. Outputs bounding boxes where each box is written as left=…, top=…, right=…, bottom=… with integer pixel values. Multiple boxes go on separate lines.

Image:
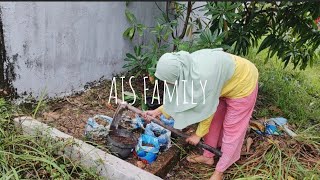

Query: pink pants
left=203, top=84, right=258, bottom=172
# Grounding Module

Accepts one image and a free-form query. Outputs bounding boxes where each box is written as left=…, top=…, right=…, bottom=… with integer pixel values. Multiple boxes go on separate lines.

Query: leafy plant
left=205, top=1, right=320, bottom=69
left=123, top=45, right=149, bottom=76
left=124, top=1, right=320, bottom=73
left=122, top=4, right=180, bottom=77
left=123, top=91, right=141, bottom=105
left=0, top=98, right=10, bottom=119
left=0, top=99, right=100, bottom=179
left=32, top=88, right=47, bottom=119
left=204, top=2, right=242, bottom=32
left=123, top=9, right=146, bottom=40
left=195, top=29, right=230, bottom=50
left=122, top=2, right=212, bottom=76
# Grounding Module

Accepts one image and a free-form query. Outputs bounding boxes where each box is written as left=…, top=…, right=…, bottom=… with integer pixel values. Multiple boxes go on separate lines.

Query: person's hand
left=209, top=170, right=223, bottom=180
left=141, top=109, right=161, bottom=122
left=185, top=133, right=201, bottom=145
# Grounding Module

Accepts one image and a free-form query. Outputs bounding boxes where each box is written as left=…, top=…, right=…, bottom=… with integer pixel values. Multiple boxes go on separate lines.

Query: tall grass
left=224, top=48, right=320, bottom=179
left=0, top=98, right=100, bottom=179
left=227, top=126, right=320, bottom=180
left=247, top=47, right=320, bottom=127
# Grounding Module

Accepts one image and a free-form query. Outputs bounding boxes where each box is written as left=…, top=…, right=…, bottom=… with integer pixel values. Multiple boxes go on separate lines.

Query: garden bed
left=37, top=77, right=189, bottom=178
left=35, top=77, right=320, bottom=179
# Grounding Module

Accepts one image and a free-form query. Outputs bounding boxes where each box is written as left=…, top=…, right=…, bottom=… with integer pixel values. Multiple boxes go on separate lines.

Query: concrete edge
left=13, top=116, right=162, bottom=180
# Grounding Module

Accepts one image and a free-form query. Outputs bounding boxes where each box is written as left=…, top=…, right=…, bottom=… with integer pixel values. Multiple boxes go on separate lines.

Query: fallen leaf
left=0, top=89, right=7, bottom=95
left=60, top=127, right=68, bottom=133
left=136, top=161, right=146, bottom=169
left=246, top=137, right=253, bottom=152
left=269, top=105, right=283, bottom=114
left=43, top=112, right=60, bottom=122
left=106, top=103, right=116, bottom=111
left=288, top=176, right=295, bottom=180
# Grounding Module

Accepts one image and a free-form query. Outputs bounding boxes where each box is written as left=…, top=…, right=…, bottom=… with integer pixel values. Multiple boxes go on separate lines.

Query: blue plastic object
left=135, top=134, right=160, bottom=164
left=137, top=150, right=146, bottom=157
left=265, top=121, right=280, bottom=135
left=160, top=114, right=175, bottom=127
left=93, top=115, right=113, bottom=123
left=136, top=150, right=158, bottom=164
left=131, top=115, right=145, bottom=129
left=136, top=134, right=160, bottom=154
left=135, top=114, right=175, bottom=164
left=145, top=122, right=171, bottom=147
left=86, top=118, right=101, bottom=129
left=270, top=117, right=287, bottom=126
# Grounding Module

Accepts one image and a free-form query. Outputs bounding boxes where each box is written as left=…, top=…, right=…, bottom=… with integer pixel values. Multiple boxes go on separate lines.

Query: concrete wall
left=0, top=2, right=164, bottom=98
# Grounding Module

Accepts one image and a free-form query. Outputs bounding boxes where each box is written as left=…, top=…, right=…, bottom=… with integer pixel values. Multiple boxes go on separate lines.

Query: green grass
left=228, top=48, right=320, bottom=179
left=0, top=98, right=101, bottom=179
left=246, top=47, right=320, bottom=127
left=228, top=124, right=320, bottom=180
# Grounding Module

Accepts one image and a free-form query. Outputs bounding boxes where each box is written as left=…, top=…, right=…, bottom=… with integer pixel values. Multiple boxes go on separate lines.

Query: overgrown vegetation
left=122, top=1, right=320, bottom=126
left=249, top=46, right=320, bottom=127
left=123, top=1, right=320, bottom=78
left=0, top=98, right=100, bottom=179
left=174, top=124, right=320, bottom=179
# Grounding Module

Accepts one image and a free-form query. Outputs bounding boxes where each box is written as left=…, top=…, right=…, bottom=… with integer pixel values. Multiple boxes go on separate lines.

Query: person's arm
left=158, top=105, right=171, bottom=119
left=186, top=114, right=214, bottom=145
left=195, top=114, right=214, bottom=137
left=159, top=105, right=213, bottom=137
left=142, top=105, right=170, bottom=122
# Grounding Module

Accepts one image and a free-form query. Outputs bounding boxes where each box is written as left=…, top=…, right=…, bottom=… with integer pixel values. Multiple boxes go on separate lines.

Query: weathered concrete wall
left=0, top=2, right=164, bottom=98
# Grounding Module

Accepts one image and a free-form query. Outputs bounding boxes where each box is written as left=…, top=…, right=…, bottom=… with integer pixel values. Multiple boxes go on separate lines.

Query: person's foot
left=186, top=155, right=214, bottom=165
left=209, top=170, right=223, bottom=180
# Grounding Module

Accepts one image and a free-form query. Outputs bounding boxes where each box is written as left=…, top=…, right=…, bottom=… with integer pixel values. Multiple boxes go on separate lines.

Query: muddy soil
left=110, top=134, right=136, bottom=144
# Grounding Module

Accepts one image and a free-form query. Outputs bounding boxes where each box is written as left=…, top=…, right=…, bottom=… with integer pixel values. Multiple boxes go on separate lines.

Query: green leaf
left=134, top=46, right=141, bottom=56
left=126, top=53, right=136, bottom=60
left=124, top=57, right=132, bottom=62
left=257, top=35, right=273, bottom=53
left=124, top=91, right=140, bottom=102
left=218, top=17, right=224, bottom=30
left=171, top=20, right=178, bottom=27
left=123, top=27, right=132, bottom=38
left=137, top=27, right=144, bottom=36
left=129, top=27, right=135, bottom=40
left=141, top=94, right=148, bottom=111
left=196, top=18, right=202, bottom=30
left=125, top=9, right=136, bottom=24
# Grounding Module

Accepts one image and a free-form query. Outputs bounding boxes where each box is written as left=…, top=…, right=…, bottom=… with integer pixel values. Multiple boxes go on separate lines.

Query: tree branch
left=155, top=2, right=166, bottom=15
left=178, top=1, right=192, bottom=39
left=166, top=1, right=169, bottom=17
left=192, top=4, right=206, bottom=11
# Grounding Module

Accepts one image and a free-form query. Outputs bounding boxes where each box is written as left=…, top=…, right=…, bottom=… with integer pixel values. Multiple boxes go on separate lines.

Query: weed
left=247, top=47, right=320, bottom=126
left=0, top=98, right=101, bottom=179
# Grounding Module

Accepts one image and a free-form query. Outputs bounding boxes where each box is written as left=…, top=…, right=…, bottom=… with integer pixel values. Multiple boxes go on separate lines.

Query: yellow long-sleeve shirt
left=159, top=54, right=259, bottom=137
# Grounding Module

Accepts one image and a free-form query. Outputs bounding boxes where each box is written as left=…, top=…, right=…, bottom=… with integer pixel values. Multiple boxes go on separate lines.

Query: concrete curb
left=14, top=116, right=162, bottom=180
